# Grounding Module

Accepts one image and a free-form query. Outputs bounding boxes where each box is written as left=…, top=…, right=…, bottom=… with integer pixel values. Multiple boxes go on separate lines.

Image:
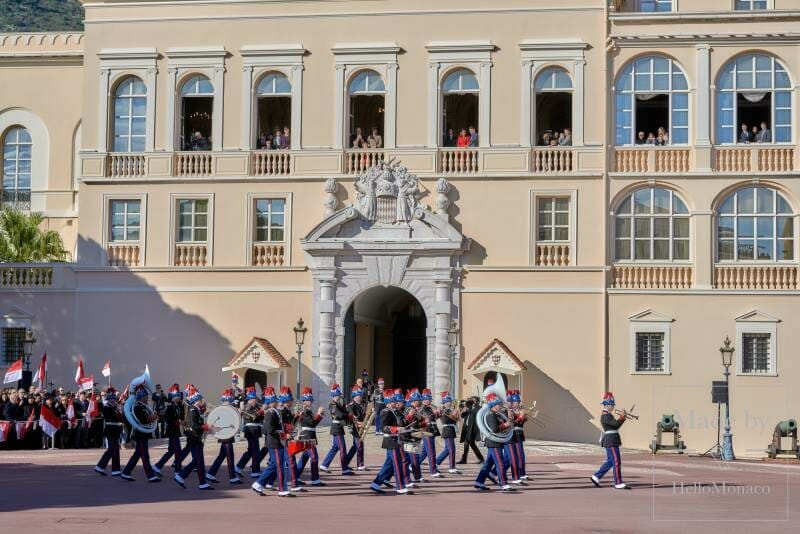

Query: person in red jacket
left=456, top=128, right=470, bottom=147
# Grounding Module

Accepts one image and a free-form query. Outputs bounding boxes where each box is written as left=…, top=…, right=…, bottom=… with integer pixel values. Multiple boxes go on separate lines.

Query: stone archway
left=302, top=162, right=466, bottom=405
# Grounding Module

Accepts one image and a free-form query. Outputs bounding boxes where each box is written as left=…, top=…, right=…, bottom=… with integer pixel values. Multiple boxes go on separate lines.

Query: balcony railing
left=107, top=243, right=141, bottom=267
left=252, top=243, right=286, bottom=267
left=714, top=264, right=799, bottom=290
left=440, top=148, right=480, bottom=174
left=252, top=150, right=291, bottom=176
left=715, top=146, right=794, bottom=173
left=174, top=243, right=208, bottom=267
left=345, top=149, right=385, bottom=175
left=174, top=152, right=213, bottom=176
left=535, top=243, right=570, bottom=267
left=0, top=265, right=54, bottom=288
left=612, top=264, right=693, bottom=289
left=108, top=153, right=147, bottom=178
left=614, top=146, right=690, bottom=173
left=532, top=148, right=574, bottom=173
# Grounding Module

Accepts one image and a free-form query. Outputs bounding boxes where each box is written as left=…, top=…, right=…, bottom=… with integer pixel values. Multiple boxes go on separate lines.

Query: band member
left=417, top=388, right=442, bottom=477
left=276, top=386, right=303, bottom=491
left=372, top=378, right=386, bottom=435
left=370, top=388, right=410, bottom=495
left=206, top=389, right=242, bottom=485
left=174, top=385, right=213, bottom=490
left=252, top=387, right=293, bottom=497
left=95, top=387, right=124, bottom=476
left=474, top=393, right=514, bottom=492
left=153, top=384, right=184, bottom=475
left=235, top=387, right=264, bottom=478
left=344, top=386, right=366, bottom=470
left=591, top=392, right=631, bottom=490
left=508, top=390, right=529, bottom=481
left=320, top=384, right=354, bottom=475
left=121, top=385, right=160, bottom=482
left=435, top=391, right=461, bottom=474
left=401, top=388, right=424, bottom=484
left=501, top=391, right=522, bottom=486
left=458, top=396, right=484, bottom=464
left=295, top=387, right=325, bottom=486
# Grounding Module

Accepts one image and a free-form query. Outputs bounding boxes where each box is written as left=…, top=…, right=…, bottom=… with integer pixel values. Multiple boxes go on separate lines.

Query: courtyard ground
left=1, top=434, right=798, bottom=533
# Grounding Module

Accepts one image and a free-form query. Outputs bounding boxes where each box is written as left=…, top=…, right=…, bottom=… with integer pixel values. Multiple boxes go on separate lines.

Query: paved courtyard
left=2, top=434, right=799, bottom=533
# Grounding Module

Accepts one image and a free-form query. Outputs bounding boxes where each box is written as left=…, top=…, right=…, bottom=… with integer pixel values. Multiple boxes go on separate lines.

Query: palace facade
left=2, top=0, right=800, bottom=455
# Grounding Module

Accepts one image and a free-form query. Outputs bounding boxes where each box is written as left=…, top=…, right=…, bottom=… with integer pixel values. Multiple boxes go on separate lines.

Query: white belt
left=245, top=423, right=261, bottom=427
left=603, top=430, right=619, bottom=435
left=332, top=420, right=345, bottom=424
left=300, top=427, right=317, bottom=432
left=442, top=424, right=457, bottom=428
left=105, top=422, right=123, bottom=426
left=514, top=428, right=524, bottom=432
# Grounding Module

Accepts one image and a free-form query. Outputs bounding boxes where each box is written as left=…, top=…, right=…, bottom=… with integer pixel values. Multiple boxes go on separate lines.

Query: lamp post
left=448, top=320, right=459, bottom=396
left=293, top=318, right=307, bottom=398
left=21, top=328, right=36, bottom=389
left=720, top=336, right=735, bottom=461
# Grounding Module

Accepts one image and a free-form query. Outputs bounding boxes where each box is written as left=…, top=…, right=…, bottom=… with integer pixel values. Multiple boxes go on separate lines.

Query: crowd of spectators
left=540, top=128, right=573, bottom=147
left=350, top=126, right=384, bottom=149
left=256, top=126, right=292, bottom=150
left=738, top=121, right=772, bottom=143
left=443, top=126, right=479, bottom=148
left=634, top=126, right=670, bottom=146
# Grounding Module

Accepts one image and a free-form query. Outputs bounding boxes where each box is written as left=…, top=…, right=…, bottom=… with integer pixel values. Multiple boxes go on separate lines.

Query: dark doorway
left=536, top=92, right=572, bottom=145
left=349, top=94, right=384, bottom=148
left=634, top=93, right=668, bottom=139
left=244, top=369, right=267, bottom=389
left=443, top=93, right=478, bottom=138
left=737, top=92, right=772, bottom=136
left=181, top=97, right=213, bottom=150
left=391, top=303, right=427, bottom=391
left=482, top=370, right=509, bottom=391
left=257, top=96, right=291, bottom=146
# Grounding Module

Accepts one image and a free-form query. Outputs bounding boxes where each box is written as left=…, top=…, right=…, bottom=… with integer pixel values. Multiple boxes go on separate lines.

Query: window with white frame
left=636, top=0, right=672, bottom=11
left=109, top=200, right=141, bottom=242
left=179, top=74, right=214, bottom=150
left=615, top=187, right=690, bottom=261
left=716, top=186, right=794, bottom=261
left=2, top=126, right=32, bottom=210
left=735, top=313, right=778, bottom=376
left=256, top=71, right=292, bottom=149
left=734, top=1, right=768, bottom=10
left=254, top=198, right=285, bottom=242
left=534, top=67, right=573, bottom=146
left=635, top=332, right=665, bottom=372
left=177, top=199, right=208, bottom=242
left=716, top=54, right=792, bottom=144
left=113, top=77, right=147, bottom=153
left=1, top=327, right=25, bottom=364
left=615, top=56, right=689, bottom=145
left=442, top=68, right=480, bottom=144
left=348, top=69, right=385, bottom=148
left=629, top=310, right=672, bottom=374
left=537, top=197, right=570, bottom=242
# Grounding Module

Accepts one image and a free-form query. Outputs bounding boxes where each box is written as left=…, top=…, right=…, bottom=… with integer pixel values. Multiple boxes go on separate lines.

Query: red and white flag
left=66, top=399, right=76, bottom=429
left=101, top=360, right=111, bottom=378
left=17, top=410, right=35, bottom=440
left=121, top=384, right=130, bottom=401
left=39, top=405, right=61, bottom=438
left=3, top=359, right=23, bottom=384
left=32, top=353, right=47, bottom=387
left=79, top=375, right=94, bottom=392
left=0, top=421, right=11, bottom=443
left=85, top=391, right=100, bottom=425
left=74, top=357, right=85, bottom=385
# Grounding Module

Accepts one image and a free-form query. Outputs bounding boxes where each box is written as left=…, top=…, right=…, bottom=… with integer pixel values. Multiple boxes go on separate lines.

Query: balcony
left=252, top=243, right=286, bottom=267
left=611, top=264, right=693, bottom=289
left=714, top=146, right=795, bottom=174
left=0, top=265, right=54, bottom=288
left=107, top=243, right=141, bottom=267
left=714, top=264, right=799, bottom=290
left=613, top=146, right=690, bottom=174
left=534, top=243, right=571, bottom=267
left=174, top=243, right=208, bottom=267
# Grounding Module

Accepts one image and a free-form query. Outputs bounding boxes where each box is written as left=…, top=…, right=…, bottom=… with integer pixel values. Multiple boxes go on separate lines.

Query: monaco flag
left=3, top=359, right=23, bottom=384
left=101, top=360, right=111, bottom=378
left=86, top=391, right=100, bottom=425
left=40, top=404, right=61, bottom=438
left=79, top=375, right=94, bottom=392
left=74, top=357, right=85, bottom=385
left=32, top=353, right=47, bottom=387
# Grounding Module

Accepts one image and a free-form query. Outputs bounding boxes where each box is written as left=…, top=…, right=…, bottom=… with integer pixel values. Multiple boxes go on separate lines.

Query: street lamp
left=293, top=318, right=307, bottom=398
left=448, top=320, right=459, bottom=396
left=23, top=328, right=36, bottom=371
left=720, top=336, right=735, bottom=461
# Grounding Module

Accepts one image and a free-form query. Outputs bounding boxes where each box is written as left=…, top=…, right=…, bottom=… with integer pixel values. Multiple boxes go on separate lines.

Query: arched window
left=534, top=67, right=573, bottom=146
left=441, top=68, right=479, bottom=146
left=179, top=74, right=214, bottom=150
left=1, top=127, right=32, bottom=210
left=614, top=187, right=690, bottom=261
left=614, top=56, right=689, bottom=146
left=716, top=54, right=792, bottom=144
left=717, top=187, right=794, bottom=262
left=112, top=76, right=147, bottom=153
left=256, top=72, right=292, bottom=149
left=347, top=69, right=385, bottom=149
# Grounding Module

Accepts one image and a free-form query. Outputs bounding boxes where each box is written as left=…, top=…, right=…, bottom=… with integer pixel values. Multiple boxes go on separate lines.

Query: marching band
left=94, top=366, right=632, bottom=496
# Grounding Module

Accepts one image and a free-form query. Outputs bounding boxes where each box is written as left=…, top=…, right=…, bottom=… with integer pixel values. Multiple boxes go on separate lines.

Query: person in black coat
left=473, top=393, right=514, bottom=492
left=295, top=387, right=326, bottom=486
left=591, top=392, right=631, bottom=490
left=320, top=384, right=354, bottom=475
left=174, top=386, right=213, bottom=490
left=206, top=389, right=242, bottom=485
left=153, top=384, right=185, bottom=475
left=252, top=387, right=293, bottom=497
left=458, top=396, right=484, bottom=464
left=151, top=384, right=167, bottom=438
left=121, top=386, right=160, bottom=482
left=370, top=388, right=410, bottom=495
left=235, top=387, right=264, bottom=477
left=95, top=387, right=124, bottom=475
left=435, top=391, right=461, bottom=473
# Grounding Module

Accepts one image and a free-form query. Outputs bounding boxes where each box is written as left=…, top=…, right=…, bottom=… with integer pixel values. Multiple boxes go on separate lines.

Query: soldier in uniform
left=320, top=383, right=354, bottom=475
left=370, top=388, right=411, bottom=495
left=295, top=387, right=326, bottom=486
left=206, top=389, right=242, bottom=484
left=120, top=385, right=160, bottom=482
left=501, top=391, right=523, bottom=486
left=276, top=386, right=303, bottom=491
left=174, top=385, right=213, bottom=490
left=417, top=388, right=442, bottom=477
left=94, top=387, right=124, bottom=476
left=508, top=390, right=529, bottom=481
left=591, top=392, right=631, bottom=490
left=235, top=387, right=264, bottom=478
left=344, top=386, right=367, bottom=471
left=401, top=388, right=424, bottom=484
left=251, top=387, right=293, bottom=497
left=473, top=393, right=514, bottom=492
left=153, top=384, right=184, bottom=475
left=435, top=391, right=461, bottom=474
left=372, top=378, right=386, bottom=435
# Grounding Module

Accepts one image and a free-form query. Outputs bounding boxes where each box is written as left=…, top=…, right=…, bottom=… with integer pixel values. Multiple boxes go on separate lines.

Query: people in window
left=351, top=127, right=366, bottom=149
left=751, top=125, right=759, bottom=141
left=559, top=128, right=573, bottom=146
left=456, top=128, right=470, bottom=147
left=443, top=128, right=456, bottom=147
left=739, top=123, right=752, bottom=143
left=368, top=127, right=383, bottom=149
left=190, top=131, right=209, bottom=151
left=468, top=126, right=479, bottom=147
left=635, top=131, right=646, bottom=145
left=282, top=127, right=291, bottom=149
left=757, top=121, right=771, bottom=143
left=273, top=128, right=286, bottom=149
left=645, top=132, right=656, bottom=145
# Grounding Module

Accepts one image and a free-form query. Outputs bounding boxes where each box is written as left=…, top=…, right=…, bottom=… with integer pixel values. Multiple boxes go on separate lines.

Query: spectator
left=456, top=128, right=470, bottom=148
left=351, top=127, right=366, bottom=149
left=262, top=138, right=274, bottom=150
left=645, top=132, right=656, bottom=145
left=368, top=127, right=383, bottom=148
left=739, top=123, right=751, bottom=143
left=152, top=384, right=167, bottom=438
left=757, top=121, right=771, bottom=143
left=73, top=391, right=88, bottom=448
left=443, top=128, right=456, bottom=147
left=256, top=132, right=268, bottom=149
left=657, top=127, right=669, bottom=144
left=282, top=126, right=291, bottom=149
left=468, top=126, right=479, bottom=147
left=549, top=138, right=559, bottom=147
left=273, top=128, right=285, bottom=150
left=190, top=131, right=209, bottom=151
left=635, top=131, right=646, bottom=145
left=541, top=132, right=552, bottom=146
left=559, top=128, right=573, bottom=146
left=4, top=390, right=23, bottom=421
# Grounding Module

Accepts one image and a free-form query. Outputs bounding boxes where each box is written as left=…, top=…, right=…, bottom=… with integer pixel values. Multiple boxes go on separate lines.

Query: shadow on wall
left=444, top=182, right=487, bottom=265
left=523, top=360, right=599, bottom=444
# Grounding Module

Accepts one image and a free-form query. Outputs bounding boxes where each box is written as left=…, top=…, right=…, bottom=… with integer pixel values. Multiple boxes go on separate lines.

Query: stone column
left=240, top=66, right=254, bottom=150
left=693, top=211, right=713, bottom=289
left=144, top=67, right=157, bottom=152
left=165, top=67, right=178, bottom=152
left=385, top=63, right=399, bottom=149
left=427, top=62, right=440, bottom=148
left=318, top=278, right=337, bottom=388
left=97, top=68, right=111, bottom=152
left=573, top=59, right=586, bottom=147
left=333, top=65, right=346, bottom=149
left=291, top=65, right=303, bottom=150
left=479, top=61, right=492, bottom=147
left=433, top=280, right=452, bottom=397
left=520, top=60, right=533, bottom=147
left=212, top=66, right=226, bottom=150
left=695, top=44, right=712, bottom=171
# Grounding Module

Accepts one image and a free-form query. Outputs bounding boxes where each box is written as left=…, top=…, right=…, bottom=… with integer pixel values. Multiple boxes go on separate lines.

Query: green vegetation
left=0, top=209, right=68, bottom=263
left=1, top=0, right=84, bottom=33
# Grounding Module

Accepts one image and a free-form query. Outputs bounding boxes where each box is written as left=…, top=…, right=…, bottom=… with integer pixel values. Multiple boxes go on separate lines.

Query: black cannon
left=767, top=419, right=799, bottom=459
left=650, top=414, right=686, bottom=454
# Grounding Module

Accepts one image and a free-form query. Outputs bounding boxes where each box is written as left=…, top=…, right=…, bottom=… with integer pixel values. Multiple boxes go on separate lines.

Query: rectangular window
left=636, top=332, right=664, bottom=372
left=536, top=197, right=570, bottom=242
left=742, top=333, right=771, bottom=373
left=177, top=199, right=208, bottom=243
left=1, top=327, right=25, bottom=364
left=254, top=198, right=286, bottom=242
left=734, top=1, right=768, bottom=10
left=637, top=0, right=672, bottom=12
left=109, top=200, right=141, bottom=242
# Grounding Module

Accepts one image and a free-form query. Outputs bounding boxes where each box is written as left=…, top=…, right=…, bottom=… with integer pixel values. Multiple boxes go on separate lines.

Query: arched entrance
left=342, top=286, right=427, bottom=393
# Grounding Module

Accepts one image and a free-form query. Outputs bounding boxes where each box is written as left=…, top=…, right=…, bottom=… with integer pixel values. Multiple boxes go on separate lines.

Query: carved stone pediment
left=354, top=161, right=420, bottom=224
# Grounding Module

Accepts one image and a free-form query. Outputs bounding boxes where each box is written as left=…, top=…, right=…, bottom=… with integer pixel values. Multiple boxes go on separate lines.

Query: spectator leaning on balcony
left=541, top=131, right=553, bottom=146
left=468, top=126, right=479, bottom=147
left=443, top=128, right=456, bottom=147
left=351, top=127, right=366, bottom=149
left=757, top=121, right=771, bottom=143
left=657, top=127, right=669, bottom=144
left=369, top=127, right=383, bottom=148
left=282, top=126, right=291, bottom=149
left=456, top=128, right=470, bottom=147
left=645, top=132, right=656, bottom=145
left=635, top=131, right=646, bottom=145
left=190, top=131, right=209, bottom=151
left=559, top=128, right=573, bottom=146
left=739, top=123, right=752, bottom=143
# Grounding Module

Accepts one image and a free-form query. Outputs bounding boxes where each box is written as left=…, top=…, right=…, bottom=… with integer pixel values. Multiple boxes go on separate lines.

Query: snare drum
left=287, top=439, right=316, bottom=456
left=402, top=442, right=420, bottom=455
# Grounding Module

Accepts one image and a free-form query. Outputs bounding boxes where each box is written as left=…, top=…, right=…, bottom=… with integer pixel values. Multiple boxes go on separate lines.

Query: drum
left=402, top=442, right=420, bottom=454
left=410, top=430, right=433, bottom=439
left=288, top=439, right=316, bottom=456
left=206, top=405, right=241, bottom=440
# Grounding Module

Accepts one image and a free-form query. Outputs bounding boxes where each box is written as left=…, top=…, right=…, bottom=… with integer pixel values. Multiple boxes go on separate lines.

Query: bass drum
left=206, top=405, right=242, bottom=440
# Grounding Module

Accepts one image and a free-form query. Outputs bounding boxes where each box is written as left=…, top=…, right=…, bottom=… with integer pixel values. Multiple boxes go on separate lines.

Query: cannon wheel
left=650, top=439, right=658, bottom=454
left=767, top=443, right=776, bottom=458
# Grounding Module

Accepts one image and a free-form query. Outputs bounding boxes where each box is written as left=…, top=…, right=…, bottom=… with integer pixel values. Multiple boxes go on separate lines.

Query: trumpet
left=614, top=404, right=639, bottom=421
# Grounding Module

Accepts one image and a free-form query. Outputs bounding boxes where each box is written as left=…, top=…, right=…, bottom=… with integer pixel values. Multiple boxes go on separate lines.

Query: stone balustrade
left=535, top=243, right=570, bottom=266
left=614, top=147, right=690, bottom=173
left=174, top=244, right=208, bottom=267
left=714, top=264, right=799, bottom=290
left=612, top=264, right=693, bottom=289
left=345, top=149, right=385, bottom=175
left=532, top=148, right=574, bottom=173
left=252, top=243, right=286, bottom=267
left=715, top=146, right=795, bottom=173
left=108, top=153, right=147, bottom=178
left=174, top=152, right=213, bottom=176
left=0, top=265, right=54, bottom=288
left=107, top=244, right=141, bottom=267
left=439, top=148, right=480, bottom=174
left=654, top=148, right=690, bottom=173
left=252, top=150, right=292, bottom=176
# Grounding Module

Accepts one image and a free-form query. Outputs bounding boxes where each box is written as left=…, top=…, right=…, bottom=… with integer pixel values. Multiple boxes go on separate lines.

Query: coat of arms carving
left=354, top=161, right=420, bottom=224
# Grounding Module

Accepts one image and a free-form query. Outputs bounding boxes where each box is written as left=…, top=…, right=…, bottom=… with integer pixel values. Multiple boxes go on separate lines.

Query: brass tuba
left=123, top=366, right=158, bottom=435
left=476, top=374, right=514, bottom=444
